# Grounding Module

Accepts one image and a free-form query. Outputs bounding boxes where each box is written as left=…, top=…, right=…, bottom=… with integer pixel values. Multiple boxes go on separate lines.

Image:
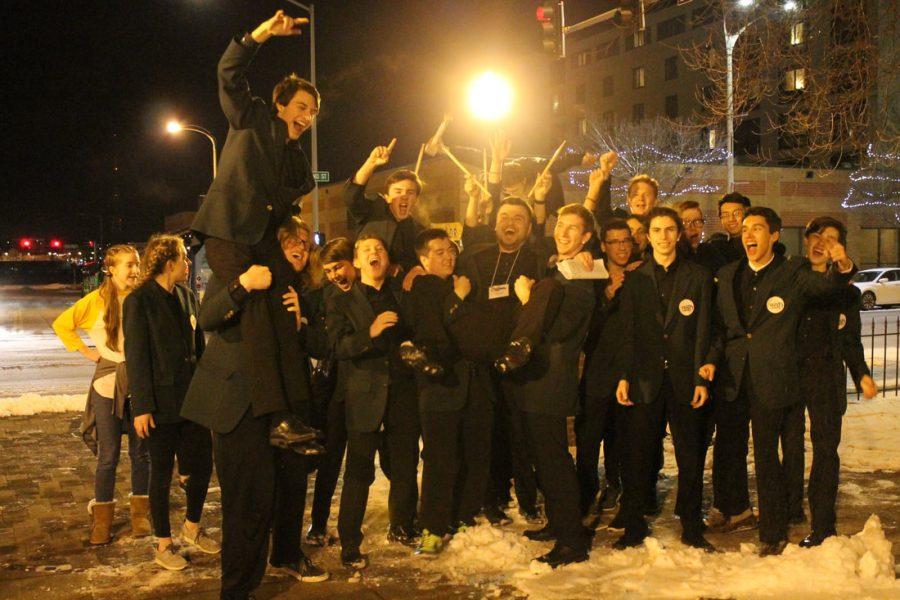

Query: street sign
left=313, top=171, right=330, bottom=183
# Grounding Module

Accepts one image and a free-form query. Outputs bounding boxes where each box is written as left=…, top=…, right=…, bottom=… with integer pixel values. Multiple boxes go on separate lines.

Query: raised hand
left=369, top=138, right=397, bottom=167
left=599, top=151, right=618, bottom=177
left=253, top=10, right=308, bottom=43
left=532, top=172, right=553, bottom=202
left=490, top=130, right=511, bottom=162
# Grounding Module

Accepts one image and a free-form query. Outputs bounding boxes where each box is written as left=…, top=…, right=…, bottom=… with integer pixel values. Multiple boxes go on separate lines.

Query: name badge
left=679, top=299, right=695, bottom=316
left=838, top=313, right=847, bottom=330
left=488, top=284, right=510, bottom=300
left=766, top=296, right=785, bottom=314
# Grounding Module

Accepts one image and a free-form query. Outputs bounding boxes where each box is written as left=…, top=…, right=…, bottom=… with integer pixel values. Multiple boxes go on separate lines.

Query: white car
left=852, top=267, right=900, bottom=310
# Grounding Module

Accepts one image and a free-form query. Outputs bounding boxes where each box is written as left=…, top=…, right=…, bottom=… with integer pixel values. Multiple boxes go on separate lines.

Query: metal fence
left=847, top=315, right=900, bottom=401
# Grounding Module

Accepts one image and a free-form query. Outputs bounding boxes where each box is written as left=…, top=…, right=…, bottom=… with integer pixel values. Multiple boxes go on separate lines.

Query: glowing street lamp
left=467, top=71, right=514, bottom=122
left=165, top=120, right=218, bottom=180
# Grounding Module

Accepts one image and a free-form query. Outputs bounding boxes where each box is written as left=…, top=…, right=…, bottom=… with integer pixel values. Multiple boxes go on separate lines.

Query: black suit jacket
left=191, top=36, right=315, bottom=246
left=344, top=181, right=425, bottom=273
left=617, top=258, right=713, bottom=405
left=509, top=270, right=595, bottom=416
left=124, top=281, right=204, bottom=423
left=708, top=256, right=856, bottom=410
left=581, top=279, right=627, bottom=401
left=326, top=279, right=414, bottom=432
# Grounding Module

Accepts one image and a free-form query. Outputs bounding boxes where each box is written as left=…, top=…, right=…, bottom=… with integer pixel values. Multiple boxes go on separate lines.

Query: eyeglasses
left=683, top=219, right=705, bottom=228
left=719, top=210, right=745, bottom=222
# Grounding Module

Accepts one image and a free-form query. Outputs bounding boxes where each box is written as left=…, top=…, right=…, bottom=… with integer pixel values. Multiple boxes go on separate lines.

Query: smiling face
left=494, top=203, right=532, bottom=251
left=806, top=226, right=840, bottom=269
left=420, top=237, right=457, bottom=279
left=385, top=179, right=419, bottom=221
left=680, top=207, right=705, bottom=249
left=276, top=89, right=318, bottom=141
left=353, top=238, right=390, bottom=282
left=554, top=213, right=591, bottom=260
left=109, top=251, right=140, bottom=292
left=281, top=228, right=310, bottom=273
left=601, top=228, right=633, bottom=268
left=628, top=182, right=657, bottom=216
left=742, top=215, right=779, bottom=264
left=719, top=202, right=746, bottom=237
left=323, top=259, right=356, bottom=292
left=648, top=215, right=681, bottom=260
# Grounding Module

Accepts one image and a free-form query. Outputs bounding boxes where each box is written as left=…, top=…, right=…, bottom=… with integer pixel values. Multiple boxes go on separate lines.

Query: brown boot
left=129, top=495, right=151, bottom=538
left=88, top=499, right=115, bottom=545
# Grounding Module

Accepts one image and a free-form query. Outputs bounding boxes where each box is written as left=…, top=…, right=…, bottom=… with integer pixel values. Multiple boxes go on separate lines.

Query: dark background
left=3, top=1, right=610, bottom=245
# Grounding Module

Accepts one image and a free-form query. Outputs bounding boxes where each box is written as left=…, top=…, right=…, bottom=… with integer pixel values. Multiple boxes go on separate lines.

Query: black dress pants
left=750, top=398, right=805, bottom=544
left=420, top=374, right=494, bottom=535
left=619, top=375, right=709, bottom=536
left=575, top=392, right=621, bottom=515
left=270, top=449, right=314, bottom=565
left=205, top=229, right=311, bottom=418
left=214, top=409, right=275, bottom=600
left=309, top=391, right=347, bottom=534
left=338, top=381, right=419, bottom=552
left=712, top=376, right=752, bottom=517
left=522, top=411, right=585, bottom=550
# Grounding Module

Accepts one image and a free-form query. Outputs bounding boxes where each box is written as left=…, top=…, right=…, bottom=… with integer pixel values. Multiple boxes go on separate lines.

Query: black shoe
left=788, top=511, right=807, bottom=526
left=602, top=510, right=627, bottom=532
left=494, top=338, right=533, bottom=374
left=270, top=556, right=330, bottom=582
left=523, top=525, right=555, bottom=542
left=290, top=440, right=326, bottom=456
left=483, top=505, right=513, bottom=527
left=340, top=548, right=368, bottom=570
left=269, top=416, right=322, bottom=449
left=399, top=341, right=444, bottom=377
left=305, top=525, right=328, bottom=547
left=387, top=524, right=421, bottom=546
left=799, top=529, right=836, bottom=548
left=535, top=544, right=589, bottom=568
left=599, top=484, right=622, bottom=511
left=681, top=530, right=716, bottom=553
left=643, top=501, right=662, bottom=517
left=759, top=540, right=788, bottom=557
left=612, top=531, right=646, bottom=550
left=520, top=508, right=543, bottom=524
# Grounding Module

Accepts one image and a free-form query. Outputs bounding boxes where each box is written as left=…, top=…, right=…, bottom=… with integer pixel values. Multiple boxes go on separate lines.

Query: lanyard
left=489, top=247, right=522, bottom=288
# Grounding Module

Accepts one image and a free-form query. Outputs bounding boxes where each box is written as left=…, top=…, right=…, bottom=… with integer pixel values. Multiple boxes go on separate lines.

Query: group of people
left=51, top=11, right=879, bottom=600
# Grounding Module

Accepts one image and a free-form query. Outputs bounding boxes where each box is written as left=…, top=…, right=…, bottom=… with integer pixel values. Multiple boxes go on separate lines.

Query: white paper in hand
left=557, top=258, right=610, bottom=280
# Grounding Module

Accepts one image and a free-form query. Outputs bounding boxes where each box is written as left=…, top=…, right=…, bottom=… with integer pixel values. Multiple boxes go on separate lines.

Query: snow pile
left=429, top=516, right=898, bottom=599
left=0, top=393, right=83, bottom=417
left=841, top=396, right=900, bottom=473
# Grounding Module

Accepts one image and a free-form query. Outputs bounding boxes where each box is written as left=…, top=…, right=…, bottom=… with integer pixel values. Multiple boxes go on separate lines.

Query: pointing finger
left=386, top=138, right=397, bottom=153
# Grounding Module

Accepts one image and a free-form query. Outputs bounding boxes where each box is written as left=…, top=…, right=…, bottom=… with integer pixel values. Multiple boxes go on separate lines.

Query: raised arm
left=584, top=151, right=617, bottom=228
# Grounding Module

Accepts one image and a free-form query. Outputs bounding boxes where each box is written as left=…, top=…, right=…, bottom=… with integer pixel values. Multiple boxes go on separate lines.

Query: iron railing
left=847, top=315, right=900, bottom=401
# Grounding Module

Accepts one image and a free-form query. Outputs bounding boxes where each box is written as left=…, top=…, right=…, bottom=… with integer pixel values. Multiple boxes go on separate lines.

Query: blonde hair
left=627, top=174, right=659, bottom=199
left=140, top=234, right=186, bottom=285
left=99, top=244, right=138, bottom=352
left=277, top=217, right=324, bottom=291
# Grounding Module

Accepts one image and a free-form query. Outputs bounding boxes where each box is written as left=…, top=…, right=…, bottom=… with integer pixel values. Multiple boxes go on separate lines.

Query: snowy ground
left=1, top=288, right=898, bottom=599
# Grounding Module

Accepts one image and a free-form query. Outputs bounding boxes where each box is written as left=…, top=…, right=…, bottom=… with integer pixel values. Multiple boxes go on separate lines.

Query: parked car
left=852, top=267, right=900, bottom=310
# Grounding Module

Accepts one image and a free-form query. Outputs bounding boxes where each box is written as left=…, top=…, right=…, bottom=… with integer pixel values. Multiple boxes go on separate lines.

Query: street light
left=284, top=0, right=320, bottom=232
left=165, top=120, right=218, bottom=180
left=467, top=71, right=514, bottom=121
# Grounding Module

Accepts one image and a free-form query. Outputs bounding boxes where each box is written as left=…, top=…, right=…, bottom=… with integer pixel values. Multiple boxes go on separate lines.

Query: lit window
left=790, top=22, right=804, bottom=45
left=633, top=67, right=645, bottom=89
left=785, top=68, right=805, bottom=91
left=708, top=129, right=717, bottom=149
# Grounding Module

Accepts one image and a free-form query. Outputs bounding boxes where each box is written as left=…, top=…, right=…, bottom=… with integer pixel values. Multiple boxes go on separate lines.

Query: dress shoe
left=759, top=540, right=788, bottom=557
left=387, top=524, right=421, bottom=546
left=799, top=529, right=836, bottom=548
left=494, top=338, right=533, bottom=374
left=535, top=543, right=589, bottom=568
left=612, top=531, right=646, bottom=550
left=681, top=530, right=716, bottom=553
left=483, top=505, right=513, bottom=526
left=399, top=341, right=444, bottom=377
left=524, top=525, right=556, bottom=542
left=270, top=556, right=329, bottom=582
left=269, top=416, right=322, bottom=450
left=305, top=525, right=328, bottom=547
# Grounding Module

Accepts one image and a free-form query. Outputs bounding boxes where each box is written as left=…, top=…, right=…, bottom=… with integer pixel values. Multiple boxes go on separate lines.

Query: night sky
left=3, top=1, right=611, bottom=245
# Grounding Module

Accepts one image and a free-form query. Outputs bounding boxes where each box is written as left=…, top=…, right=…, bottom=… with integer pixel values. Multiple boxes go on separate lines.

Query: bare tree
left=582, top=116, right=727, bottom=202
left=842, top=143, right=900, bottom=225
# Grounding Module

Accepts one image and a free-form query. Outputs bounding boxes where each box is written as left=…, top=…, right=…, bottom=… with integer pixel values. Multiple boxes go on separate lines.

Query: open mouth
left=368, top=256, right=381, bottom=268
left=504, top=227, right=516, bottom=236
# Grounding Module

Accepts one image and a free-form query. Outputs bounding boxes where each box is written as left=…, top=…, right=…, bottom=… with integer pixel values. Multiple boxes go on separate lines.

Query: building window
left=575, top=83, right=586, bottom=105
left=602, top=75, right=614, bottom=97
left=665, top=94, right=679, bottom=118
left=632, top=103, right=645, bottom=123
left=785, top=68, right=806, bottom=91
left=633, top=67, right=645, bottom=89
left=578, top=118, right=588, bottom=136
left=707, top=128, right=717, bottom=149
left=657, top=15, right=686, bottom=41
left=664, top=56, right=679, bottom=81
left=633, top=29, right=646, bottom=48
left=790, top=22, right=804, bottom=45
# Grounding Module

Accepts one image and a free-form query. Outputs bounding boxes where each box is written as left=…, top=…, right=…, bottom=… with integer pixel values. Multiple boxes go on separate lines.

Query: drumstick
left=414, top=143, right=425, bottom=175
left=527, top=139, right=567, bottom=198
left=442, top=146, right=491, bottom=197
left=483, top=149, right=488, bottom=191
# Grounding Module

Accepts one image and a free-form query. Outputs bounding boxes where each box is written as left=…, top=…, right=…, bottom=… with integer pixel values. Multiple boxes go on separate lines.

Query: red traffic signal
left=50, top=239, right=62, bottom=249
left=19, top=238, right=33, bottom=250
left=536, top=1, right=562, bottom=56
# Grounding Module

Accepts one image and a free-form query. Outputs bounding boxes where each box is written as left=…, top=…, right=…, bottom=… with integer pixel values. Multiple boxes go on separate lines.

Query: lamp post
left=166, top=121, right=218, bottom=180
left=284, top=0, right=320, bottom=232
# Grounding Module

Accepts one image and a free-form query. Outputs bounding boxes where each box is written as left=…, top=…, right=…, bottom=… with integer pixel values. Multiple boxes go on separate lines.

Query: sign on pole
left=313, top=171, right=330, bottom=183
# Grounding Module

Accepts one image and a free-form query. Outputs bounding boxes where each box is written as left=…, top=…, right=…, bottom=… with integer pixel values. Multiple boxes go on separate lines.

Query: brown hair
left=320, top=237, right=354, bottom=264
left=385, top=169, right=423, bottom=195
left=273, top=74, right=321, bottom=110
left=277, top=216, right=324, bottom=291
left=673, top=200, right=701, bottom=216
left=557, top=203, right=596, bottom=237
left=647, top=206, right=684, bottom=234
left=98, top=244, right=138, bottom=352
left=627, top=174, right=659, bottom=199
left=140, top=234, right=185, bottom=285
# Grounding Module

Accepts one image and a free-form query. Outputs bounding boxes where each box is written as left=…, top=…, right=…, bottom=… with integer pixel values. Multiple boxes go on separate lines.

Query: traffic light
left=19, top=238, right=33, bottom=250
left=614, top=1, right=640, bottom=27
left=50, top=239, right=62, bottom=249
left=536, top=1, right=562, bottom=57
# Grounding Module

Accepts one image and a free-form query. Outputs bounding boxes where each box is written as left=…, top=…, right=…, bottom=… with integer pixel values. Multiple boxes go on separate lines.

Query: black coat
left=325, top=279, right=414, bottom=432
left=344, top=181, right=425, bottom=273
left=617, top=258, right=713, bottom=405
left=191, top=36, right=315, bottom=246
left=581, top=279, right=627, bottom=400
left=124, top=281, right=204, bottom=423
left=708, top=256, right=856, bottom=410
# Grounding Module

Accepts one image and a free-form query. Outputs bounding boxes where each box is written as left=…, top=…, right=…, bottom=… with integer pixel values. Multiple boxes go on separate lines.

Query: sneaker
left=414, top=529, right=444, bottom=556
left=270, top=556, right=330, bottom=582
left=387, top=524, right=421, bottom=546
left=305, top=525, right=328, bottom=547
left=155, top=544, right=189, bottom=571
left=181, top=525, right=221, bottom=554
left=483, top=505, right=513, bottom=527
left=341, top=548, right=368, bottom=570
left=534, top=544, right=588, bottom=568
